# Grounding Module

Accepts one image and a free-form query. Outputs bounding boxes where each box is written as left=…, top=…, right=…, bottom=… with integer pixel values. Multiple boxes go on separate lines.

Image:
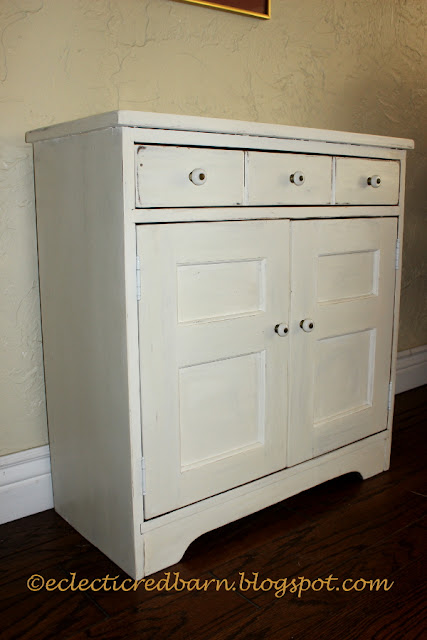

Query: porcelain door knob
left=290, top=171, right=305, bottom=185
left=189, top=168, right=207, bottom=185
left=367, top=175, right=381, bottom=187
left=300, top=318, right=315, bottom=332
left=275, top=323, right=289, bottom=337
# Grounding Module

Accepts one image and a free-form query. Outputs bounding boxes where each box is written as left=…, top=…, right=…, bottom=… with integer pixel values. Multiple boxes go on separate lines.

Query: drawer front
left=135, top=145, right=244, bottom=207
left=335, top=158, right=400, bottom=205
left=247, top=152, right=332, bottom=205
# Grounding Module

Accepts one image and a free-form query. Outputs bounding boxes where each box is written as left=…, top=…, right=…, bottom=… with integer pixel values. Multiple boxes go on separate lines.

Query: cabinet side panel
left=384, top=150, right=407, bottom=468
left=33, top=129, right=136, bottom=576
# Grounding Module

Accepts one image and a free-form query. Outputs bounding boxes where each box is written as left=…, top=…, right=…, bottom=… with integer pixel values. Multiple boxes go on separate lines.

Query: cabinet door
left=137, top=220, right=290, bottom=519
left=288, top=217, right=397, bottom=466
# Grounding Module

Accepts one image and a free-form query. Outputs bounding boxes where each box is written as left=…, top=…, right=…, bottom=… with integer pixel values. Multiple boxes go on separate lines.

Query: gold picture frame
left=173, top=1, right=271, bottom=20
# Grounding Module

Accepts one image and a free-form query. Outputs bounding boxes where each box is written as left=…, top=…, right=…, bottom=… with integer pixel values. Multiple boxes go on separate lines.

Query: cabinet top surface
left=25, top=110, right=414, bottom=150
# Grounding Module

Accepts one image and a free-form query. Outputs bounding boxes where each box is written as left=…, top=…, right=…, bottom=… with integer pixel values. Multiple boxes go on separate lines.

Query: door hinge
left=136, top=255, right=141, bottom=301
left=141, top=457, right=146, bottom=496
left=395, top=238, right=400, bottom=270
left=388, top=381, right=393, bottom=411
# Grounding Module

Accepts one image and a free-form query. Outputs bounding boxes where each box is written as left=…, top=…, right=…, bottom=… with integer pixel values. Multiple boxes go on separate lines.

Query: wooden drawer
left=335, top=158, right=400, bottom=205
left=135, top=145, right=244, bottom=207
left=247, top=152, right=332, bottom=205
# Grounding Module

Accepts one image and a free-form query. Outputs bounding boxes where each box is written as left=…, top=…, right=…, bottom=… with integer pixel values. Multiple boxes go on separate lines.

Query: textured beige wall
left=0, top=0, right=426, bottom=455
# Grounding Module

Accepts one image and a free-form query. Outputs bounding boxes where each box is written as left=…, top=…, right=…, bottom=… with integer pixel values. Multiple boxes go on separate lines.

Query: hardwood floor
left=1, top=386, right=426, bottom=640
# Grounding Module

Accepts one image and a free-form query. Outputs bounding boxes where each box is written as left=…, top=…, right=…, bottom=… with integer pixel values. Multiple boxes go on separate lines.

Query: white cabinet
left=26, top=112, right=413, bottom=579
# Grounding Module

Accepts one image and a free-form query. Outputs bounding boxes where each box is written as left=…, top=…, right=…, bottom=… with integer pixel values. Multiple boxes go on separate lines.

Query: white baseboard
left=395, top=345, right=427, bottom=394
left=0, top=444, right=53, bottom=525
left=0, top=346, right=425, bottom=526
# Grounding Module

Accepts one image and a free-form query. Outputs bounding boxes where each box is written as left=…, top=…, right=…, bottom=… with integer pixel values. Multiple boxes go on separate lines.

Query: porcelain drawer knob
left=189, top=168, right=207, bottom=185
left=367, top=175, right=381, bottom=188
left=274, top=323, right=289, bottom=337
left=300, top=318, right=315, bottom=332
left=290, top=171, right=305, bottom=185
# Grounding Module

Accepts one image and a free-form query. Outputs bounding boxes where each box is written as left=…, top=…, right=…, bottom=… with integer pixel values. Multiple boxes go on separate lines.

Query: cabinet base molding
left=140, top=432, right=389, bottom=578
left=0, top=445, right=53, bottom=525
left=395, top=345, right=427, bottom=394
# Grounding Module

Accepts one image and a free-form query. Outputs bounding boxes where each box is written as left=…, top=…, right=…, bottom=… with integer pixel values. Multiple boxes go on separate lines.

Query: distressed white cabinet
left=26, top=112, right=413, bottom=579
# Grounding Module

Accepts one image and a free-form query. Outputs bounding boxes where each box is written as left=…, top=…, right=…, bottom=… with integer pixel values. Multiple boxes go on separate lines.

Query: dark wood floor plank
left=393, top=385, right=426, bottom=424
left=57, top=542, right=214, bottom=617
left=59, top=571, right=257, bottom=640
left=296, top=554, right=427, bottom=640
left=0, top=509, right=75, bottom=560
left=0, top=565, right=107, bottom=640
left=0, top=529, right=90, bottom=588
left=202, top=520, right=427, bottom=640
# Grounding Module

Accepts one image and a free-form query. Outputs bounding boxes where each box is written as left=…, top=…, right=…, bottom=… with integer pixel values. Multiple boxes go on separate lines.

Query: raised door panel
left=288, top=217, right=397, bottom=466
left=137, top=220, right=290, bottom=519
